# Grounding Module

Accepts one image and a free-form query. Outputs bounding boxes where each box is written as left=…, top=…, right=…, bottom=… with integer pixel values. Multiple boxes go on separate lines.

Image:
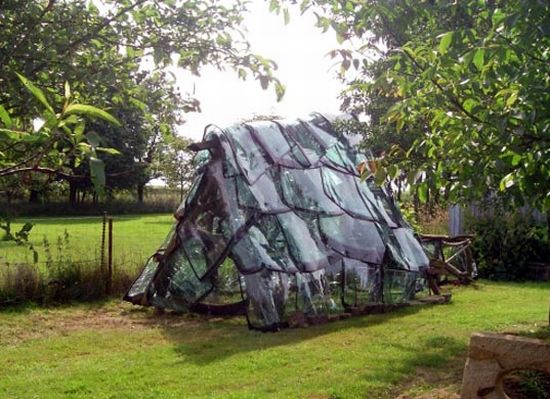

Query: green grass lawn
left=0, top=281, right=548, bottom=399
left=0, top=214, right=174, bottom=270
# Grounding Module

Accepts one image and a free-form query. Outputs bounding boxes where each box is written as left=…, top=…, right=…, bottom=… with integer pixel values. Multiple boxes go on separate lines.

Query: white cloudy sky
left=170, top=2, right=345, bottom=141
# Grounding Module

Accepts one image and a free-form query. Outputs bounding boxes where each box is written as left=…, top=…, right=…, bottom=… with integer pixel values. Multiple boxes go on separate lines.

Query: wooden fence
left=449, top=203, right=546, bottom=236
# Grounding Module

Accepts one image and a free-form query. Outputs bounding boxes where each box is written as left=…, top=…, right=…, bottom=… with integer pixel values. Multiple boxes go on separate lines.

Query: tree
left=1, top=0, right=285, bottom=200
left=157, top=136, right=194, bottom=202
left=281, top=0, right=550, bottom=212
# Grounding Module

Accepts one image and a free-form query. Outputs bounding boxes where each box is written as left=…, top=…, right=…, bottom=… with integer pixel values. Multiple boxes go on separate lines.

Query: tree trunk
left=137, top=184, right=145, bottom=203
left=28, top=189, right=39, bottom=203
left=69, top=181, right=78, bottom=206
left=179, top=179, right=185, bottom=202
left=413, top=186, right=419, bottom=214
left=397, top=179, right=402, bottom=202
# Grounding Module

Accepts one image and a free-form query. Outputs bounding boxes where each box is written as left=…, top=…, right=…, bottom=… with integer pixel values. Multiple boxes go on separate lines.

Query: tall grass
left=0, top=217, right=157, bottom=306
left=0, top=260, right=138, bottom=306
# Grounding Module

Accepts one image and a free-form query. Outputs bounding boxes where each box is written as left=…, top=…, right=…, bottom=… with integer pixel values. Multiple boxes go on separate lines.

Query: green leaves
left=0, top=105, right=13, bottom=128
left=16, top=73, right=54, bottom=114
left=1, top=75, right=121, bottom=199
left=86, top=131, right=102, bottom=148
left=313, top=0, right=549, bottom=211
left=0, top=128, right=31, bottom=141
left=89, top=157, right=106, bottom=196
left=438, top=32, right=453, bottom=54
left=472, top=48, right=485, bottom=71
left=417, top=182, right=428, bottom=203
left=499, top=172, right=515, bottom=191
left=64, top=104, right=121, bottom=126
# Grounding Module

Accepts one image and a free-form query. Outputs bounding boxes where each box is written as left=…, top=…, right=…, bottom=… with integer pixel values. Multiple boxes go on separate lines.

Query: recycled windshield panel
left=280, top=167, right=343, bottom=215
left=243, top=270, right=291, bottom=329
left=235, top=172, right=289, bottom=214
left=124, top=113, right=432, bottom=331
left=319, top=214, right=385, bottom=264
left=280, top=120, right=325, bottom=165
left=246, top=121, right=309, bottom=168
left=277, top=211, right=330, bottom=272
left=300, top=120, right=338, bottom=150
left=343, top=259, right=382, bottom=307
left=321, top=167, right=377, bottom=221
left=321, top=142, right=360, bottom=175
left=231, top=226, right=283, bottom=274
left=383, top=269, right=418, bottom=304
left=391, top=228, right=430, bottom=271
left=222, top=125, right=270, bottom=184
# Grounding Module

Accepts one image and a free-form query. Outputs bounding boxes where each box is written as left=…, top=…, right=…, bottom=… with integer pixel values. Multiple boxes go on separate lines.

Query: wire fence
left=0, top=213, right=172, bottom=304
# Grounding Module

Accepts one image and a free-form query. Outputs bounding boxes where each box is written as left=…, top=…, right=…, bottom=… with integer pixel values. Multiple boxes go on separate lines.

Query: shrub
left=467, top=213, right=549, bottom=281
left=398, top=201, right=449, bottom=235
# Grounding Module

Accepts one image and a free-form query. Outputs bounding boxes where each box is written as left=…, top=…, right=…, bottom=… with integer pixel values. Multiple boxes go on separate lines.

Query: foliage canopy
left=281, top=0, right=550, bottom=212
left=0, top=0, right=283, bottom=199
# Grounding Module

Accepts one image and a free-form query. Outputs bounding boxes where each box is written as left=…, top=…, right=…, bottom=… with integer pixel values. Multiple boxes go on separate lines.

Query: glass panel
left=222, top=125, right=270, bottom=184
left=216, top=176, right=250, bottom=236
left=390, top=228, right=430, bottom=271
left=231, top=226, right=292, bottom=274
left=321, top=142, right=359, bottom=175
left=193, top=149, right=211, bottom=169
left=147, top=249, right=213, bottom=311
left=235, top=171, right=289, bottom=213
left=342, top=259, right=382, bottom=307
left=220, top=135, right=241, bottom=178
left=319, top=214, right=385, bottom=264
left=179, top=212, right=229, bottom=278
left=277, top=212, right=329, bottom=272
left=125, top=255, right=159, bottom=302
left=200, top=258, right=242, bottom=305
left=246, top=121, right=309, bottom=168
left=181, top=230, right=209, bottom=277
left=383, top=269, right=419, bottom=304
left=300, top=120, right=338, bottom=149
left=279, top=120, right=324, bottom=165
left=257, top=215, right=299, bottom=273
left=204, top=128, right=241, bottom=178
left=295, top=269, right=343, bottom=315
left=243, top=270, right=291, bottom=329
left=166, top=251, right=212, bottom=306
left=183, top=173, right=204, bottom=209
left=356, top=179, right=399, bottom=228
left=321, top=167, right=377, bottom=221
left=367, top=180, right=407, bottom=227
left=280, top=167, right=343, bottom=215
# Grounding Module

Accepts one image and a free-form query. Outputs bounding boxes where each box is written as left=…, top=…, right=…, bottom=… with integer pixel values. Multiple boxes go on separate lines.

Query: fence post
left=101, top=212, right=107, bottom=276
left=106, top=217, right=113, bottom=295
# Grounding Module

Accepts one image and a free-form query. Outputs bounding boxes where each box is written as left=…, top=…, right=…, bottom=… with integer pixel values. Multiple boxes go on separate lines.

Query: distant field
left=0, top=214, right=175, bottom=270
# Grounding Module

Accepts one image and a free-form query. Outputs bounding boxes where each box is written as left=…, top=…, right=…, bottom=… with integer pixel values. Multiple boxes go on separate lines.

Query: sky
left=171, top=2, right=345, bottom=142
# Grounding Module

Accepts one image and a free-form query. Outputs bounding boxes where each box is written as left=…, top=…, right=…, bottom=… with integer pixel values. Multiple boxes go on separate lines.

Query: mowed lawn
left=0, top=281, right=548, bottom=399
left=0, top=214, right=174, bottom=270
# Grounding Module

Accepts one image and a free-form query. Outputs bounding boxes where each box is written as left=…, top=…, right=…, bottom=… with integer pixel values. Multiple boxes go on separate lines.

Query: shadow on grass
left=148, top=303, right=467, bottom=369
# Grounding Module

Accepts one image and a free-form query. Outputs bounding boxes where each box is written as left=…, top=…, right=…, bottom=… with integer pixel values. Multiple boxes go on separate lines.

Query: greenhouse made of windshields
left=124, top=113, right=430, bottom=331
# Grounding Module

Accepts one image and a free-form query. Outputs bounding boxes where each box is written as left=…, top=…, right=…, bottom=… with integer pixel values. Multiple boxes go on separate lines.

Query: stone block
left=461, top=332, right=550, bottom=398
